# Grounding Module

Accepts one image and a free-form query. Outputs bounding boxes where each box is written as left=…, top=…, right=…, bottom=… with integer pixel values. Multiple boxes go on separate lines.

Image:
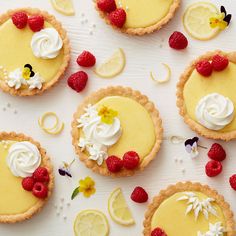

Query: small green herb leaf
left=71, top=187, right=80, bottom=200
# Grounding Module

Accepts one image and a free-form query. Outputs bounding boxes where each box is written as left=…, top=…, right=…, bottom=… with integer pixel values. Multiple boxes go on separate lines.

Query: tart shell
left=143, top=182, right=235, bottom=236
left=0, top=8, right=70, bottom=97
left=0, top=132, right=54, bottom=223
left=176, top=50, right=236, bottom=141
left=94, top=0, right=181, bottom=35
left=71, top=86, right=163, bottom=177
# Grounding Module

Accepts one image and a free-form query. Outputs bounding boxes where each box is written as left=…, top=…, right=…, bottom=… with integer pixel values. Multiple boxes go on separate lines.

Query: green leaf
left=71, top=187, right=80, bottom=200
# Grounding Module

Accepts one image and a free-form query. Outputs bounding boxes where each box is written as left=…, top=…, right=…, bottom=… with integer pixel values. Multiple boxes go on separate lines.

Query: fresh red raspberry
left=67, top=71, right=88, bottom=92
left=22, top=177, right=35, bottom=191
left=33, top=167, right=49, bottom=183
left=77, top=51, right=96, bottom=67
left=106, top=156, right=123, bottom=173
left=151, top=227, right=167, bottom=236
left=32, top=182, right=48, bottom=199
left=212, top=54, right=229, bottom=71
left=109, top=8, right=126, bottom=28
left=208, top=143, right=226, bottom=162
left=196, top=60, right=213, bottom=77
left=28, top=15, right=44, bottom=32
left=169, top=31, right=188, bottom=50
left=131, top=186, right=148, bottom=203
left=205, top=160, right=222, bottom=177
left=97, top=0, right=117, bottom=13
left=12, top=12, right=28, bottom=29
left=229, top=174, right=236, bottom=191
left=123, top=151, right=140, bottom=170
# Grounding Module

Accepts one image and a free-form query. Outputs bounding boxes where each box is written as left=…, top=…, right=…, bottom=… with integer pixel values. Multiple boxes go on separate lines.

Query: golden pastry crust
left=0, top=132, right=54, bottom=223
left=177, top=50, right=236, bottom=141
left=94, top=0, right=181, bottom=35
left=0, top=8, right=70, bottom=96
left=143, top=182, right=235, bottom=236
left=71, top=86, right=163, bottom=177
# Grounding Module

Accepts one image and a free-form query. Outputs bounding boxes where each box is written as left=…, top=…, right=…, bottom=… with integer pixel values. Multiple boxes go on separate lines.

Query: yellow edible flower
left=79, top=176, right=96, bottom=198
left=98, top=106, right=118, bottom=124
left=210, top=13, right=228, bottom=30
left=22, top=67, right=31, bottom=80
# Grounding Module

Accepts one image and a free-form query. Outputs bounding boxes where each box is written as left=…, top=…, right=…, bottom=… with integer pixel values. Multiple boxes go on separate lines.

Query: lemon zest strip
left=150, top=63, right=171, bottom=84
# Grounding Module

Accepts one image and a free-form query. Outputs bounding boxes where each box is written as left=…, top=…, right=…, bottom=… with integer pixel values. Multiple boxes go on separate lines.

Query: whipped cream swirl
left=195, top=93, right=234, bottom=130
left=7, top=68, right=27, bottom=89
left=78, top=105, right=122, bottom=165
left=27, top=73, right=44, bottom=90
left=31, top=28, right=63, bottom=59
left=7, top=141, right=41, bottom=178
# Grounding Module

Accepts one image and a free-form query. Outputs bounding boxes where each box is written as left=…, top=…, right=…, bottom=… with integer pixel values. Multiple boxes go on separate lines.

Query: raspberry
left=208, top=143, right=226, bottom=162
left=33, top=167, right=49, bottom=183
left=131, top=186, right=148, bottom=203
left=212, top=54, right=229, bottom=71
left=205, top=160, right=222, bottom=177
left=67, top=71, right=88, bottom=92
left=229, top=174, right=236, bottom=191
left=106, top=156, right=123, bottom=173
left=22, top=177, right=35, bottom=191
left=77, top=51, right=96, bottom=67
left=28, top=15, right=44, bottom=32
left=109, top=8, right=126, bottom=28
left=123, top=151, right=140, bottom=170
left=12, top=12, right=28, bottom=29
left=97, top=0, right=117, bottom=13
left=169, top=31, right=188, bottom=50
left=151, top=227, right=167, bottom=236
left=32, top=182, right=48, bottom=199
left=196, top=60, right=213, bottom=77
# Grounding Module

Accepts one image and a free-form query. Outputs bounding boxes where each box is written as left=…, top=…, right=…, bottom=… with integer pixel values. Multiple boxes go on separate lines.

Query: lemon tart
left=143, top=182, right=235, bottom=236
left=0, top=8, right=70, bottom=96
left=177, top=51, right=236, bottom=141
left=71, top=86, right=163, bottom=177
left=0, top=132, right=53, bottom=223
left=95, top=0, right=181, bottom=35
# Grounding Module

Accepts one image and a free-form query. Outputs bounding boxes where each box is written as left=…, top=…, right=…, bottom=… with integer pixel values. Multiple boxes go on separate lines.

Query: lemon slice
left=94, top=48, right=126, bottom=78
left=74, top=210, right=109, bottom=236
left=108, top=188, right=135, bottom=226
left=183, top=2, right=220, bottom=40
left=50, top=0, right=75, bottom=16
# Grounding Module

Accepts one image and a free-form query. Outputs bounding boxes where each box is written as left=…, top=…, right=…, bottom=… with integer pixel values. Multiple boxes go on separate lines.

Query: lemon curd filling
left=0, top=19, right=64, bottom=85
left=151, top=192, right=226, bottom=236
left=115, top=0, right=174, bottom=28
left=183, top=62, right=236, bottom=132
left=95, top=96, right=156, bottom=159
left=0, top=141, right=39, bottom=215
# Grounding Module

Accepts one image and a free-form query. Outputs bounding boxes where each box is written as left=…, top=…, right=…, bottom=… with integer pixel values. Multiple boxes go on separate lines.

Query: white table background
left=0, top=0, right=235, bottom=235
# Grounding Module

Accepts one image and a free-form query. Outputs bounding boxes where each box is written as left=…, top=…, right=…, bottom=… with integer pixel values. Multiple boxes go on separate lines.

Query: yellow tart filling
left=0, top=141, right=39, bottom=215
left=115, top=0, right=174, bottom=28
left=95, top=96, right=156, bottom=159
left=183, top=62, right=236, bottom=132
left=0, top=19, right=64, bottom=87
left=151, top=191, right=226, bottom=236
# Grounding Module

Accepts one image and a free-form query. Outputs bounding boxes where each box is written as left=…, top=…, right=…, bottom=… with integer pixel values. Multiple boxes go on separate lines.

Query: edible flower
left=184, top=137, right=207, bottom=158
left=98, top=106, right=118, bottom=124
left=58, top=159, right=75, bottom=178
left=71, top=176, right=96, bottom=200
left=210, top=6, right=232, bottom=30
left=22, top=64, right=35, bottom=80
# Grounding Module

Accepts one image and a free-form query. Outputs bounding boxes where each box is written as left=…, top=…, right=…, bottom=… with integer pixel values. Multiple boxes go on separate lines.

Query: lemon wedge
left=108, top=188, right=135, bottom=226
left=50, top=0, right=75, bottom=16
left=94, top=48, right=126, bottom=78
left=183, top=2, right=220, bottom=40
left=74, top=210, right=109, bottom=236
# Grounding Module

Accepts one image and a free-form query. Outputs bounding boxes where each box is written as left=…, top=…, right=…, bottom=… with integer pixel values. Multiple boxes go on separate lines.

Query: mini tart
left=94, top=0, right=180, bottom=35
left=71, top=86, right=163, bottom=177
left=0, top=132, right=54, bottom=223
left=177, top=51, right=236, bottom=141
left=0, top=8, right=70, bottom=96
left=143, top=182, right=235, bottom=236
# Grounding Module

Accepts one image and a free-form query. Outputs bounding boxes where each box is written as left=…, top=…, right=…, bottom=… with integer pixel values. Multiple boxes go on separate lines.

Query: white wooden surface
left=0, top=0, right=235, bottom=235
